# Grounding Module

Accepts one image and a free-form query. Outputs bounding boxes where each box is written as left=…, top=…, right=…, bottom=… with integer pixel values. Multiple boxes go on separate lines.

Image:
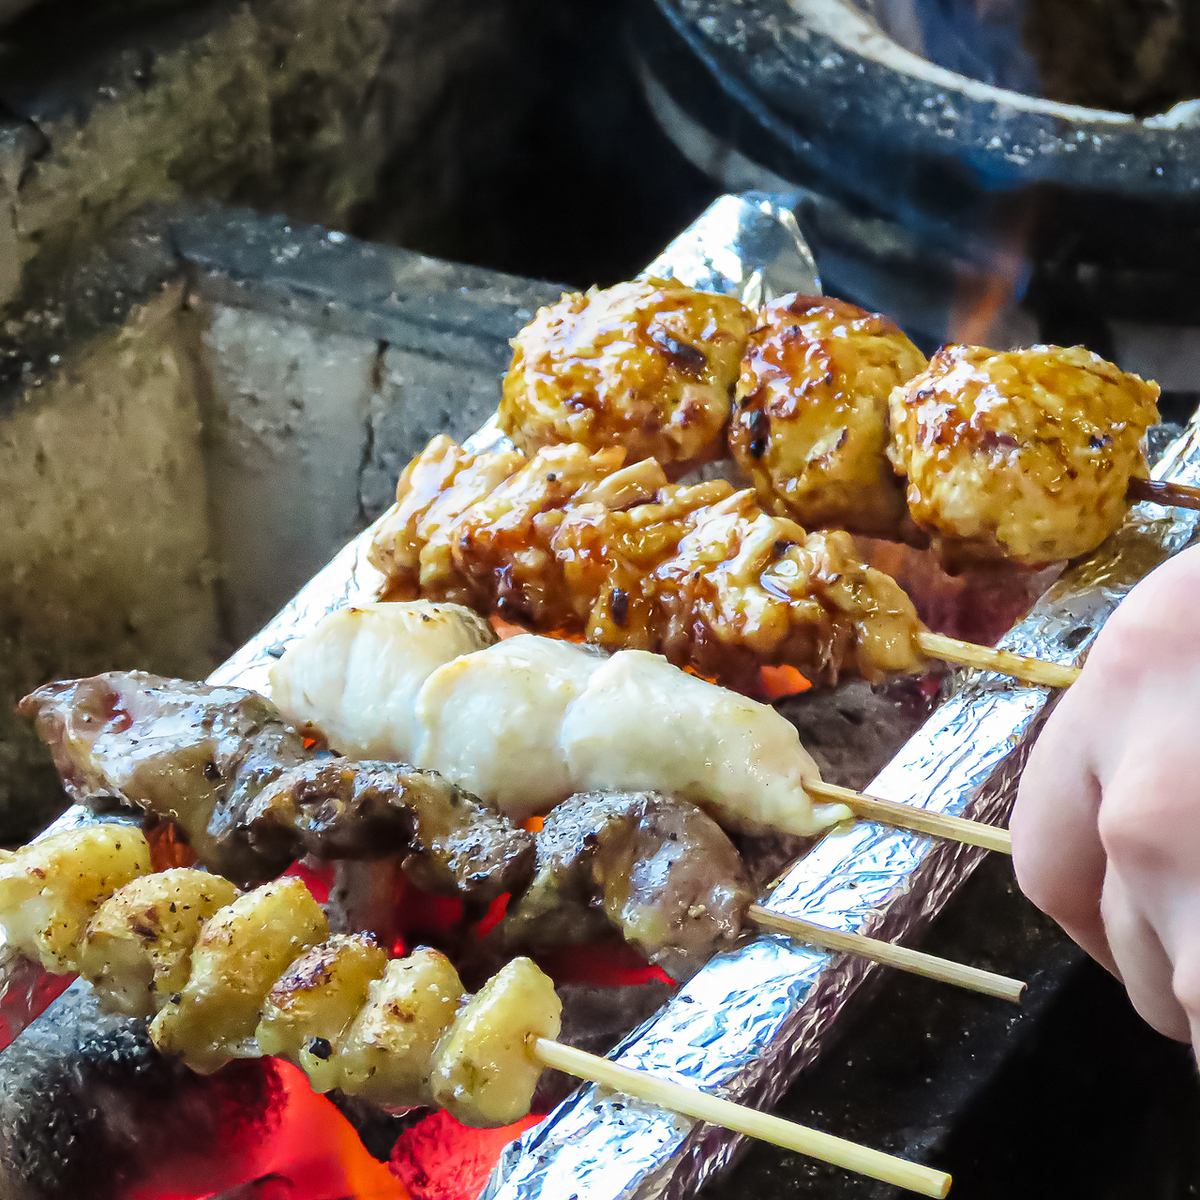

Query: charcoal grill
left=2, top=3, right=1200, bottom=1198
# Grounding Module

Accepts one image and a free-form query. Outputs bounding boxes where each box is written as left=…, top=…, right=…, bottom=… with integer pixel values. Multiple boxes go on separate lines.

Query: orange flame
left=756, top=664, right=812, bottom=702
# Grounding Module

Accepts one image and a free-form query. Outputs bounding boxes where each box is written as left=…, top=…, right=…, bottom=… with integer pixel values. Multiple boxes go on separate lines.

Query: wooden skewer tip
left=747, top=904, right=1025, bottom=1005
left=1128, top=476, right=1200, bottom=514
left=532, top=1038, right=951, bottom=1198
left=916, top=631, right=1080, bottom=690
left=806, top=779, right=1013, bottom=856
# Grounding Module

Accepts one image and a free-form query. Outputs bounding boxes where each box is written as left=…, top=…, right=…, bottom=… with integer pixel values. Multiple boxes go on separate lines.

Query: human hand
left=1013, top=543, right=1200, bottom=1048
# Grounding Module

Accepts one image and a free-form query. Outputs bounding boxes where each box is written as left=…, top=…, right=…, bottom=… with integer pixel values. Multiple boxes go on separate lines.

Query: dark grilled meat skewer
left=492, top=790, right=754, bottom=981
left=19, top=672, right=534, bottom=900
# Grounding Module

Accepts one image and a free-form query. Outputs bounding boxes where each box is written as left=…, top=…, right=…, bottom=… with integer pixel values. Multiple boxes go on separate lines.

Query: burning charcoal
left=0, top=982, right=281, bottom=1200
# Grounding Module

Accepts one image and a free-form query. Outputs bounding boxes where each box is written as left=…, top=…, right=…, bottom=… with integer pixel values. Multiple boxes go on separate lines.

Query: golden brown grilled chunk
left=369, top=434, right=668, bottom=631
left=430, top=957, right=562, bottom=1127
left=499, top=279, right=753, bottom=468
left=79, top=868, right=239, bottom=1017
left=729, top=295, right=927, bottom=539
left=370, top=437, right=927, bottom=687
left=0, top=824, right=152, bottom=973
left=0, top=838, right=565, bottom=1130
left=256, top=933, right=388, bottom=1092
left=335, top=948, right=465, bottom=1106
left=149, top=877, right=328, bottom=1074
left=888, top=345, right=1160, bottom=568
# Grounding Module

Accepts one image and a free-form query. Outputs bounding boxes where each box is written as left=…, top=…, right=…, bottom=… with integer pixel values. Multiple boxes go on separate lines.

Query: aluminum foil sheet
left=4, top=191, right=1200, bottom=1199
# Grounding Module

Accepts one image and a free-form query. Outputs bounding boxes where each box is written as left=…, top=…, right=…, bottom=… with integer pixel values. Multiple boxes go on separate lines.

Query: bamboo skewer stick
left=807, top=779, right=1013, bottom=855
left=1128, top=476, right=1200, bottom=513
left=916, top=631, right=1080, bottom=689
left=747, top=904, right=1025, bottom=1004
left=533, top=1038, right=952, bottom=1198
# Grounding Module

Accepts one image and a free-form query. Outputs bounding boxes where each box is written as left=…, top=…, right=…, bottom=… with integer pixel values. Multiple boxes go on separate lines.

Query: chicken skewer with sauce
left=368, top=436, right=1076, bottom=689
left=0, top=823, right=956, bottom=1196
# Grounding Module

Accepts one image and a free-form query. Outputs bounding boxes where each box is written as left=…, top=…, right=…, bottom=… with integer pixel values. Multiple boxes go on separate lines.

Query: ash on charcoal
left=0, top=982, right=281, bottom=1200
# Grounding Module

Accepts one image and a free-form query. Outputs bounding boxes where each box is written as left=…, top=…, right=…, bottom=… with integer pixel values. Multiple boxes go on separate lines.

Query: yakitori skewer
left=480, top=790, right=1023, bottom=1000
left=534, top=1039, right=950, bottom=1198
left=367, top=436, right=1076, bottom=691
left=0, top=824, right=952, bottom=1198
left=805, top=779, right=1013, bottom=855
left=266, top=602, right=1022, bottom=850
left=748, top=906, right=1022, bottom=1003
left=20, top=666, right=1023, bottom=1001
left=23, top=606, right=1016, bottom=862
left=500, top=279, right=1172, bottom=572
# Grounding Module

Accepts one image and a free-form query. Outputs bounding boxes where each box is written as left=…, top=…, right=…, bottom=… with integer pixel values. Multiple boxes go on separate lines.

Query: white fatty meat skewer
left=269, top=602, right=848, bottom=837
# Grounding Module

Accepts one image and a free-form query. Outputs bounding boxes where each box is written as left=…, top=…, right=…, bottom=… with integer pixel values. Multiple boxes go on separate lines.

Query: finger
left=1013, top=691, right=1114, bottom=971
left=1100, top=867, right=1191, bottom=1043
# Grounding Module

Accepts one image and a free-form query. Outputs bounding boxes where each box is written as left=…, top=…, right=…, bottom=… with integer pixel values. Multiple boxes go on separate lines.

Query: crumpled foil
left=4, top=191, right=1200, bottom=1199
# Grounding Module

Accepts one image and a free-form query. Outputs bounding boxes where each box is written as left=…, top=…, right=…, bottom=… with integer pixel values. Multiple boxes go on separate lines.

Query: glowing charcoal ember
left=757, top=663, right=812, bottom=701
left=390, top=1109, right=542, bottom=1200
left=539, top=941, right=676, bottom=990
left=125, top=1062, right=405, bottom=1200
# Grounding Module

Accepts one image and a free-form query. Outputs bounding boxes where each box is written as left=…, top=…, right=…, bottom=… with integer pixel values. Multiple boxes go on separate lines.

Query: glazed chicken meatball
left=888, top=344, right=1160, bottom=568
left=729, top=295, right=927, bottom=538
left=499, top=278, right=753, bottom=468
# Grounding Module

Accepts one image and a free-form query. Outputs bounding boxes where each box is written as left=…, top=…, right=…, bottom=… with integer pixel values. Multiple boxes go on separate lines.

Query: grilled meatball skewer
left=887, top=343, right=1161, bottom=567
left=729, top=295, right=929, bottom=539
left=499, top=278, right=753, bottom=469
left=500, top=283, right=1164, bottom=570
left=0, top=826, right=955, bottom=1196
